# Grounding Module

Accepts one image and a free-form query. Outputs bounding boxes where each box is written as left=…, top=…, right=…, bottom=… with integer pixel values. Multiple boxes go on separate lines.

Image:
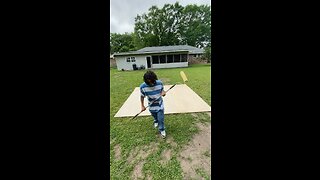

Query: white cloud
left=111, top=17, right=134, bottom=34
left=110, top=0, right=211, bottom=34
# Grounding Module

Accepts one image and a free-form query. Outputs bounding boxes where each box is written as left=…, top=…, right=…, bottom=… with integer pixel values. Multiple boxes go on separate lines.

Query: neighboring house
left=113, top=45, right=204, bottom=71
left=110, top=54, right=116, bottom=67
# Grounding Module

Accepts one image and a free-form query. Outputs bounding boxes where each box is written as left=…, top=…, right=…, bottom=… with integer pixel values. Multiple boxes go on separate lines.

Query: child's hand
left=141, top=105, right=146, bottom=112
left=161, top=91, right=166, bottom=96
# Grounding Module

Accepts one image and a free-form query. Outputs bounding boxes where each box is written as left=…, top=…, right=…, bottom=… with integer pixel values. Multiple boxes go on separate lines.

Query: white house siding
left=116, top=55, right=147, bottom=70
left=116, top=53, right=190, bottom=70
left=152, top=62, right=188, bottom=69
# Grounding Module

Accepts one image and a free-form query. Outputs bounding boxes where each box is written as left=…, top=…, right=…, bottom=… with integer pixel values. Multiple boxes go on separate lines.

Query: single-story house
left=113, top=45, right=204, bottom=71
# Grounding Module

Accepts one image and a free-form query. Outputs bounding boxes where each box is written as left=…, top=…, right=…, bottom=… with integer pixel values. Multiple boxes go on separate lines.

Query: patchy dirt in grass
left=178, top=122, right=211, bottom=179
left=160, top=149, right=172, bottom=165
left=146, top=175, right=152, bottom=180
left=132, top=161, right=144, bottom=180
left=114, top=144, right=121, bottom=160
left=128, top=117, right=212, bottom=179
left=129, top=142, right=159, bottom=179
left=127, top=148, right=139, bottom=164
left=128, top=142, right=159, bottom=164
left=167, top=136, right=178, bottom=148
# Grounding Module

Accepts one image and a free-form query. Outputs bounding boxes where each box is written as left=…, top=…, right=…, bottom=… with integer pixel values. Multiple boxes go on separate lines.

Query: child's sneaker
left=160, top=131, right=166, bottom=138
left=154, top=123, right=158, bottom=128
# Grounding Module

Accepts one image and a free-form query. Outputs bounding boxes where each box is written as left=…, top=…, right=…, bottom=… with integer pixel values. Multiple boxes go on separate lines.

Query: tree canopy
left=110, top=32, right=136, bottom=54
left=134, top=2, right=211, bottom=49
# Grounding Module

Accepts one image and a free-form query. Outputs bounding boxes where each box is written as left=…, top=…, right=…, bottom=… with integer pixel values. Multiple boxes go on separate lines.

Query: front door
left=146, top=57, right=151, bottom=68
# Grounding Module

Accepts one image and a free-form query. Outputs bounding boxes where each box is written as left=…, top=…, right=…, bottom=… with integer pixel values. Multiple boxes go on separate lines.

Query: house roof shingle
left=113, top=45, right=204, bottom=56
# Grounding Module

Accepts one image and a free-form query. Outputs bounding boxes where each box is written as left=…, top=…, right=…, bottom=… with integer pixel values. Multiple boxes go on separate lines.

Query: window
left=167, top=55, right=173, bottom=63
left=181, top=54, right=187, bottom=62
left=160, top=55, right=166, bottom=64
left=174, top=54, right=180, bottom=62
left=152, top=56, right=159, bottom=64
left=126, top=57, right=136, bottom=62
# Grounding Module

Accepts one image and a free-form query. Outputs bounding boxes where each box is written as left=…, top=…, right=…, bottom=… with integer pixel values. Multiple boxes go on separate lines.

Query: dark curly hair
left=143, top=70, right=158, bottom=85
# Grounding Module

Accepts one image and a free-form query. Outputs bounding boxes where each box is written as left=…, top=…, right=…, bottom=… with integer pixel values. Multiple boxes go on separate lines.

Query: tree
left=180, top=4, right=211, bottom=48
left=110, top=33, right=136, bottom=54
left=204, top=46, right=211, bottom=63
left=134, top=2, right=211, bottom=48
left=134, top=3, right=186, bottom=47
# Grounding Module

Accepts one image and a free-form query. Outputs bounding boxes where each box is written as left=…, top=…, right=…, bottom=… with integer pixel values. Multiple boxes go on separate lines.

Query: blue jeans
left=151, top=109, right=165, bottom=132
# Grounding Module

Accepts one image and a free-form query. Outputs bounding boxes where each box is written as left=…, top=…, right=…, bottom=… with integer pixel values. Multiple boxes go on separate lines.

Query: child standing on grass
left=140, top=70, right=167, bottom=138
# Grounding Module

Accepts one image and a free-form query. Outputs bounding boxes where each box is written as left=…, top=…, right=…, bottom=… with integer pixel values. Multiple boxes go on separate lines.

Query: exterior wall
left=152, top=62, right=188, bottom=69
left=115, top=55, right=147, bottom=70
left=115, top=52, right=192, bottom=70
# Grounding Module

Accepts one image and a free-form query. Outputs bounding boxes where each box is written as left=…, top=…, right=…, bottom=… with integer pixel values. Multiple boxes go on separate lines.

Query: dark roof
left=114, top=45, right=204, bottom=56
left=137, top=45, right=204, bottom=53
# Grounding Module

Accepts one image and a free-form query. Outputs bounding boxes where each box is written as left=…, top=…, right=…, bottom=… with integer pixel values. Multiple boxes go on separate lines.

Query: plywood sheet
left=114, top=84, right=211, bottom=117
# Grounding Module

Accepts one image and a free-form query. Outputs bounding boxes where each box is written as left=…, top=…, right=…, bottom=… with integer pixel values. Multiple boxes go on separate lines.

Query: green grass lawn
left=110, top=64, right=211, bottom=179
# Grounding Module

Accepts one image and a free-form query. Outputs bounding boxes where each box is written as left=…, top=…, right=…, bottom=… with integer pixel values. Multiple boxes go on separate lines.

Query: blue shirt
left=140, top=80, right=164, bottom=112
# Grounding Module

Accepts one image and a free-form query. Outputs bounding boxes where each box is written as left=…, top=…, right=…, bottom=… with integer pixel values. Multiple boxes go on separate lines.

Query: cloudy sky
left=110, top=0, right=211, bottom=34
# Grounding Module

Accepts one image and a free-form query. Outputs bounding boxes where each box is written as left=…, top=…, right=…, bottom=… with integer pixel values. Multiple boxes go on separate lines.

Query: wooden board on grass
left=114, top=84, right=211, bottom=117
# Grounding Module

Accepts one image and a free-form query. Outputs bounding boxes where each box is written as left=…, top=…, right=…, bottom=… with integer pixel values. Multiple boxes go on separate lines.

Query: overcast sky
left=110, top=0, right=211, bottom=34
